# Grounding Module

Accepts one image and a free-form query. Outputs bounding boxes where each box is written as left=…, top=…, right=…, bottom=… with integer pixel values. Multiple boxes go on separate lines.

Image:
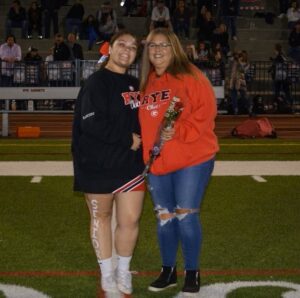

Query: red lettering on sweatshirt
left=140, top=89, right=171, bottom=108
left=121, top=91, right=140, bottom=109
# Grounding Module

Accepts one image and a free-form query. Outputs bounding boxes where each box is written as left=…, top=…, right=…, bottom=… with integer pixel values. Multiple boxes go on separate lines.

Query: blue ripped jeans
left=148, top=158, right=214, bottom=270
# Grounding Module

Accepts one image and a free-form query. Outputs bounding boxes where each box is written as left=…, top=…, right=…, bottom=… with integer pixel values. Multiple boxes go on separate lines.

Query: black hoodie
left=72, top=68, right=144, bottom=193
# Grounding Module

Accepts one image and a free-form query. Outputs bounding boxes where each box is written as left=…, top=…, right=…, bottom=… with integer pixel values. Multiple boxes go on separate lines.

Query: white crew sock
left=99, top=257, right=113, bottom=277
left=117, top=255, right=132, bottom=272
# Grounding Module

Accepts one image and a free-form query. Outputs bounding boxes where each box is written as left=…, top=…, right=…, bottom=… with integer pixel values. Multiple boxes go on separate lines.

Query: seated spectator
left=196, top=40, right=210, bottom=63
left=5, top=0, right=28, bottom=39
left=24, top=46, right=43, bottom=62
left=209, top=46, right=225, bottom=80
left=288, top=21, right=300, bottom=63
left=172, top=0, right=191, bottom=38
left=67, top=32, right=84, bottom=60
left=287, top=1, right=300, bottom=29
left=65, top=0, right=85, bottom=36
left=0, top=34, right=22, bottom=86
left=81, top=15, right=100, bottom=50
left=211, top=42, right=224, bottom=56
left=96, top=1, right=118, bottom=41
left=27, top=0, right=42, bottom=39
left=53, top=33, right=71, bottom=61
left=211, top=22, right=230, bottom=57
left=150, top=0, right=172, bottom=31
left=197, top=10, right=216, bottom=43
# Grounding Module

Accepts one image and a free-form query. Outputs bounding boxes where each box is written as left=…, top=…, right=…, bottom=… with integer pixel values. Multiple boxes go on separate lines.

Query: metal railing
left=242, top=61, right=300, bottom=113
left=0, top=60, right=300, bottom=113
left=0, top=60, right=142, bottom=87
left=0, top=59, right=223, bottom=88
left=0, top=59, right=224, bottom=110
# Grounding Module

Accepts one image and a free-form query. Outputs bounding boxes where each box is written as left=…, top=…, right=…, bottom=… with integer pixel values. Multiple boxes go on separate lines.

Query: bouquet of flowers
left=142, top=96, right=184, bottom=177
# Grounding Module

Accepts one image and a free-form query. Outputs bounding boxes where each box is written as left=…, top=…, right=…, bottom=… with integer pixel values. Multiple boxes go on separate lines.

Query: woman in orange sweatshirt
left=139, top=28, right=219, bottom=295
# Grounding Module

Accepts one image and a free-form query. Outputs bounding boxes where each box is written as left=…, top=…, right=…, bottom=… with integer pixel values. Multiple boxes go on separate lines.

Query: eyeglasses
left=147, top=42, right=171, bottom=50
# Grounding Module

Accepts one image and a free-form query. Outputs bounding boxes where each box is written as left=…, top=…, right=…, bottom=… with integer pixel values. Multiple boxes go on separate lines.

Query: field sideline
left=0, top=161, right=300, bottom=176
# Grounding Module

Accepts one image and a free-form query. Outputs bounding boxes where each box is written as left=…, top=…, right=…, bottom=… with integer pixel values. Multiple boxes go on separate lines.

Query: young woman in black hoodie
left=72, top=30, right=145, bottom=295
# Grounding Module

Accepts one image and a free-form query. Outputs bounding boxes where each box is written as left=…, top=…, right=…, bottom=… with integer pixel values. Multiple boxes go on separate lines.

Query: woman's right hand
left=161, top=126, right=175, bottom=142
left=131, top=133, right=141, bottom=151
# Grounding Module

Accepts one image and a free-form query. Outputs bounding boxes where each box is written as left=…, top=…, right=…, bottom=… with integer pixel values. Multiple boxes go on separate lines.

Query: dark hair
left=68, top=32, right=76, bottom=37
left=6, top=34, right=16, bottom=42
left=100, top=30, right=138, bottom=69
left=109, top=29, right=138, bottom=46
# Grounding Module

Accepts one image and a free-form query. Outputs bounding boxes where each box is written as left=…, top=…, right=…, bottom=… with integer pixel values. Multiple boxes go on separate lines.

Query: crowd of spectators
left=1, top=0, right=233, bottom=63
left=2, top=0, right=299, bottom=58
left=272, top=0, right=300, bottom=113
left=1, top=0, right=300, bottom=114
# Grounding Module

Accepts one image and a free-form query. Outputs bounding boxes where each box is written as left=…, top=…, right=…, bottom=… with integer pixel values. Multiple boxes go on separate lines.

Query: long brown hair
left=100, top=30, right=139, bottom=69
left=140, top=28, right=194, bottom=92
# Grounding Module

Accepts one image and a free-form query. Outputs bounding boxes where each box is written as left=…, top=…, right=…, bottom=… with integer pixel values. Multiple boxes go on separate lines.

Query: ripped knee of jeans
left=154, top=205, right=175, bottom=226
left=175, top=205, right=199, bottom=221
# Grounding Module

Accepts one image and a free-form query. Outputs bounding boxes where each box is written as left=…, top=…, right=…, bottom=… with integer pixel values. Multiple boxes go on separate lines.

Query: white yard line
left=0, top=161, right=299, bottom=176
left=252, top=175, right=267, bottom=182
left=30, top=176, right=42, bottom=183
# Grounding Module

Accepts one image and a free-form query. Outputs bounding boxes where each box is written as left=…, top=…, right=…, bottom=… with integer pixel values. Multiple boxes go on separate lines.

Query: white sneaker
left=116, top=270, right=133, bottom=294
left=101, top=273, right=118, bottom=293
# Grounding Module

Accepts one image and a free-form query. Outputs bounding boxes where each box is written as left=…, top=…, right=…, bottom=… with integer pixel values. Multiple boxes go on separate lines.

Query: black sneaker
left=181, top=270, right=200, bottom=293
left=148, top=266, right=177, bottom=292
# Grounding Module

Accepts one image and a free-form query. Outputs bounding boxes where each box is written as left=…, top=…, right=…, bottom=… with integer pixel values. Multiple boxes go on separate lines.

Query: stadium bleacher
left=0, top=0, right=299, bottom=116
left=0, top=0, right=290, bottom=60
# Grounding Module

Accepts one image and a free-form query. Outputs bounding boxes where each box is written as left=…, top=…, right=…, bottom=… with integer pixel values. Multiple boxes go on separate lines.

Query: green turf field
left=0, top=138, right=300, bottom=161
left=0, top=138, right=300, bottom=298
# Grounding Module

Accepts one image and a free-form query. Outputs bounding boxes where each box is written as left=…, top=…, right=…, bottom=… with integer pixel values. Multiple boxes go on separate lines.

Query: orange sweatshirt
left=139, top=66, right=219, bottom=175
